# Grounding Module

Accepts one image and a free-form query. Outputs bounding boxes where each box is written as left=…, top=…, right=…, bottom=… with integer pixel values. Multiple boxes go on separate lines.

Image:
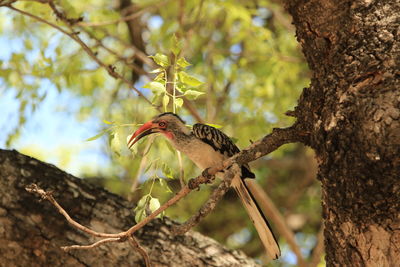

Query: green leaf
left=205, top=123, right=223, bottom=129
left=149, top=53, right=169, bottom=67
left=134, top=195, right=150, bottom=223
left=86, top=130, right=106, bottom=141
left=143, top=81, right=166, bottom=94
left=103, top=119, right=113, bottom=125
left=158, top=178, right=172, bottom=193
left=149, top=68, right=163, bottom=74
left=154, top=72, right=165, bottom=82
left=144, top=158, right=159, bottom=173
left=171, top=34, right=182, bottom=56
left=162, top=163, right=174, bottom=179
left=184, top=90, right=204, bottom=100
left=178, top=71, right=203, bottom=87
left=177, top=57, right=191, bottom=68
left=136, top=195, right=150, bottom=208
left=163, top=95, right=170, bottom=110
left=149, top=197, right=161, bottom=212
left=174, top=98, right=183, bottom=108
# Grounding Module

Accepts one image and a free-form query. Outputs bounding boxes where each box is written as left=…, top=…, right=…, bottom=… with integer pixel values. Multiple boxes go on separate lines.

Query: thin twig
left=128, top=236, right=151, bottom=267
left=172, top=164, right=240, bottom=235
left=61, top=237, right=121, bottom=251
left=25, top=184, right=119, bottom=238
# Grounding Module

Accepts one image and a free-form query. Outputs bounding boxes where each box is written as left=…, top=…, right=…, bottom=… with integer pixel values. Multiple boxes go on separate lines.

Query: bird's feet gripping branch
left=128, top=112, right=281, bottom=260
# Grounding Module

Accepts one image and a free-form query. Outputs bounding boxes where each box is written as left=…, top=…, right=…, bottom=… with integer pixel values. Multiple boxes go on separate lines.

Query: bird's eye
left=158, top=121, right=166, bottom=128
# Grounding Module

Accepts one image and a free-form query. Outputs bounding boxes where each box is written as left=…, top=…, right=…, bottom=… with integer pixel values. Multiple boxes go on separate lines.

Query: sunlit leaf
left=163, top=95, right=170, bottom=110
left=86, top=131, right=107, bottom=141
left=154, top=72, right=165, bottom=82
left=103, top=119, right=113, bottom=125
left=177, top=57, right=191, bottom=68
left=149, top=68, right=164, bottom=74
left=174, top=98, right=183, bottom=108
left=162, top=163, right=174, bottom=179
left=149, top=53, right=169, bottom=67
left=158, top=178, right=172, bottom=193
left=178, top=71, right=203, bottom=87
left=206, top=123, right=223, bottom=129
left=143, top=81, right=166, bottom=94
left=149, top=197, right=161, bottom=212
left=184, top=90, right=204, bottom=100
left=171, top=34, right=182, bottom=56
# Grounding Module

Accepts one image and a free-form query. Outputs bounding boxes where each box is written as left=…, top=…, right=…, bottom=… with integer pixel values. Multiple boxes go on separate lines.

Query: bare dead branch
left=61, top=237, right=121, bottom=251
left=25, top=184, right=119, bottom=238
left=128, top=236, right=151, bottom=267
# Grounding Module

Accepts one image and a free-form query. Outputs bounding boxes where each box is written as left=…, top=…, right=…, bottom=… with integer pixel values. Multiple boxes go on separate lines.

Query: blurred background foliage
left=0, top=0, right=323, bottom=266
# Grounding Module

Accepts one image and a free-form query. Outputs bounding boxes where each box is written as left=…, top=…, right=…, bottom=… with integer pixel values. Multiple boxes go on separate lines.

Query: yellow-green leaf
left=177, top=57, right=191, bottom=68
left=184, top=90, right=204, bottom=100
left=163, top=95, right=170, bottom=110
left=178, top=71, right=203, bottom=87
left=86, top=131, right=106, bottom=141
left=149, top=198, right=161, bottom=212
left=174, top=98, right=183, bottom=108
left=143, top=81, right=165, bottom=94
left=149, top=53, right=169, bottom=67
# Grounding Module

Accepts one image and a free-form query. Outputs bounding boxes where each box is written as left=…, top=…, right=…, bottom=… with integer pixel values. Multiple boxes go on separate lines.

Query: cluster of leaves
left=144, top=42, right=204, bottom=112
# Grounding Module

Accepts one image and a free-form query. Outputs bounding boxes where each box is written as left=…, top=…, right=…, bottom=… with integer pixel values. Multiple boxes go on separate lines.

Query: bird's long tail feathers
left=231, top=176, right=281, bottom=260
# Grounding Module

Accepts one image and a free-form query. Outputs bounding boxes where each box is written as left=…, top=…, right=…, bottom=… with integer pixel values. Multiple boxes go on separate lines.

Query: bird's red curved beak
left=127, top=121, right=159, bottom=148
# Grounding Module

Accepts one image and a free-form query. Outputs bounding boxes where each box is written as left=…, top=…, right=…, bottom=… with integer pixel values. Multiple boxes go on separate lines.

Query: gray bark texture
left=285, top=0, right=400, bottom=266
left=0, top=149, right=259, bottom=267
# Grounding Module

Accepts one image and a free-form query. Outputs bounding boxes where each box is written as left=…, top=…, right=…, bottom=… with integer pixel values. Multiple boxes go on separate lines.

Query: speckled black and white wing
left=192, top=123, right=255, bottom=178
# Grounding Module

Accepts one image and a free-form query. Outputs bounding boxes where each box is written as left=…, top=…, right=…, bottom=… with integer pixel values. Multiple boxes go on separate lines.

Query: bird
left=127, top=112, right=281, bottom=260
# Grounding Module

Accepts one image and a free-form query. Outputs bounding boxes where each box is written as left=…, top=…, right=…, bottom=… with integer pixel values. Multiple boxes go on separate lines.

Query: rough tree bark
left=285, top=0, right=400, bottom=266
left=0, top=149, right=258, bottom=267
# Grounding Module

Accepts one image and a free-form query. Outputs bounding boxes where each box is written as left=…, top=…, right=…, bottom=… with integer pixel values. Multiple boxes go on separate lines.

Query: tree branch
left=172, top=164, right=240, bottom=235
left=6, top=4, right=159, bottom=111
left=128, top=236, right=151, bottom=267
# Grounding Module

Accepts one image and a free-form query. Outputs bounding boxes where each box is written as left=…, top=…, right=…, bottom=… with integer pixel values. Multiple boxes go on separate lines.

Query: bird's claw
left=202, top=168, right=211, bottom=179
left=188, top=178, right=200, bottom=190
left=202, top=168, right=215, bottom=184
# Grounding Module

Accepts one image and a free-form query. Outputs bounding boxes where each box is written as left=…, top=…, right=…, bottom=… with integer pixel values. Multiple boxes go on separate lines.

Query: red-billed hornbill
left=128, top=112, right=280, bottom=259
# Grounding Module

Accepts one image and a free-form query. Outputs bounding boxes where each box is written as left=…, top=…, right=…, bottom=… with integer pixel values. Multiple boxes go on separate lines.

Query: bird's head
left=128, top=112, right=188, bottom=148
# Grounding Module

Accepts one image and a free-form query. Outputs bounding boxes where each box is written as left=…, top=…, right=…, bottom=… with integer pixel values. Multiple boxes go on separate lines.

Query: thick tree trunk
left=285, top=0, right=400, bottom=266
left=0, top=149, right=258, bottom=267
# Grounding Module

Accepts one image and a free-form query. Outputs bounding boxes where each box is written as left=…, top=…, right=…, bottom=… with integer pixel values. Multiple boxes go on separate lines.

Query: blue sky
left=0, top=79, right=110, bottom=176
left=0, top=36, right=110, bottom=176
